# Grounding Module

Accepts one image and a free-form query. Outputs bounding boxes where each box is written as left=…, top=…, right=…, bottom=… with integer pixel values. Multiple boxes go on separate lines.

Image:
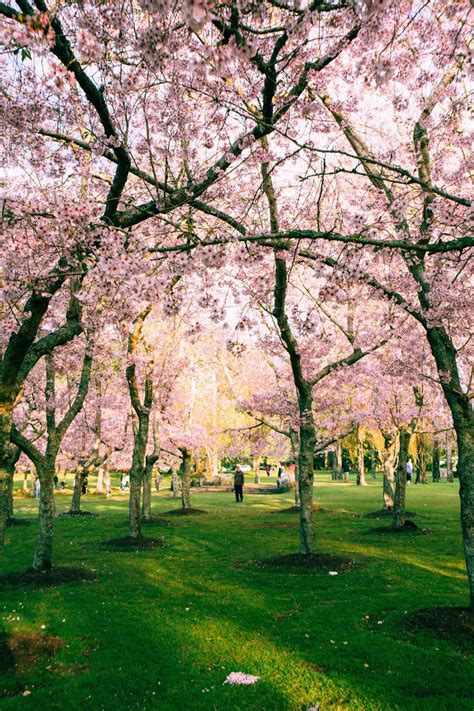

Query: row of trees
left=0, top=0, right=472, bottom=606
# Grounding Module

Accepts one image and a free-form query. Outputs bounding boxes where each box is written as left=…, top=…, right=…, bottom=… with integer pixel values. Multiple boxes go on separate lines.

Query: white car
left=237, top=464, right=252, bottom=472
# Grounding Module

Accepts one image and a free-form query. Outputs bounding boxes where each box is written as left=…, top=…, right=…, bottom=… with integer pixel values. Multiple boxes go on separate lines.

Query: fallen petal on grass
left=224, top=672, right=260, bottom=685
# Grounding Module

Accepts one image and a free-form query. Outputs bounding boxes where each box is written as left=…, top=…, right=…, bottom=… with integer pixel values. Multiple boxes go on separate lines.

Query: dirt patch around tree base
left=237, top=552, right=358, bottom=573
left=365, top=509, right=417, bottom=519
left=0, top=632, right=64, bottom=672
left=370, top=520, right=431, bottom=535
left=57, top=510, right=97, bottom=517
left=0, top=566, right=98, bottom=590
left=101, top=536, right=165, bottom=550
left=404, top=607, right=474, bottom=653
left=271, top=505, right=329, bottom=514
left=162, top=508, right=208, bottom=516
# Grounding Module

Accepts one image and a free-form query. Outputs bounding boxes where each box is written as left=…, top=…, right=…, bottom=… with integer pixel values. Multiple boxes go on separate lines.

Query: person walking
left=234, top=465, right=244, bottom=502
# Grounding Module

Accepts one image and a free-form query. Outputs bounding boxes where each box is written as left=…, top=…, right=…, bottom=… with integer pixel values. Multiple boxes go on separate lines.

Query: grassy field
left=1, top=473, right=472, bottom=710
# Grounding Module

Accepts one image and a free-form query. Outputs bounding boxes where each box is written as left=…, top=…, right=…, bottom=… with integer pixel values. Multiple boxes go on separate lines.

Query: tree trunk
left=128, top=412, right=150, bottom=538
left=32, top=463, right=55, bottom=571
left=129, top=474, right=141, bottom=538
left=0, top=405, right=13, bottom=548
left=181, top=449, right=192, bottom=510
left=432, top=439, right=441, bottom=482
left=253, top=454, right=261, bottom=484
left=415, top=433, right=428, bottom=483
left=382, top=432, right=397, bottom=510
left=298, top=408, right=316, bottom=554
left=171, top=470, right=180, bottom=498
left=393, top=429, right=410, bottom=528
left=356, top=425, right=367, bottom=486
left=290, top=430, right=301, bottom=506
left=332, top=443, right=342, bottom=480
left=446, top=432, right=453, bottom=482
left=69, top=468, right=84, bottom=513
left=456, top=421, right=474, bottom=609
left=142, top=451, right=159, bottom=520
left=96, top=466, right=104, bottom=494
left=141, top=466, right=152, bottom=520
left=104, top=465, right=111, bottom=497
left=6, top=462, right=14, bottom=520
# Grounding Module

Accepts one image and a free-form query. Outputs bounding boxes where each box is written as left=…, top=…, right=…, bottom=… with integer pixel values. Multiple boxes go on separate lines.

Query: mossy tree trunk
left=70, top=465, right=85, bottom=514
left=446, top=432, right=453, bottom=482
left=142, top=416, right=160, bottom=521
left=332, top=442, right=342, bottom=481
left=6, top=446, right=20, bottom=522
left=180, top=448, right=192, bottom=510
left=33, top=460, right=55, bottom=571
left=290, top=429, right=300, bottom=506
left=392, top=429, right=410, bottom=528
left=126, top=306, right=154, bottom=539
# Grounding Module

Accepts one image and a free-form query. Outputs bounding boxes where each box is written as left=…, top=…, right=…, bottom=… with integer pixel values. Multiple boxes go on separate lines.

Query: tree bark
left=5, top=445, right=20, bottom=521
left=393, top=429, right=410, bottom=528
left=128, top=412, right=150, bottom=538
left=332, top=442, right=342, bottom=480
left=96, top=466, right=104, bottom=494
left=253, top=454, right=261, bottom=484
left=382, top=431, right=398, bottom=510
left=6, top=462, right=14, bottom=521
left=0, top=405, right=13, bottom=548
left=180, top=448, right=192, bottom=510
left=70, top=467, right=84, bottom=513
left=298, top=401, right=316, bottom=554
left=125, top=307, right=153, bottom=539
left=432, top=439, right=441, bottom=482
left=104, top=464, right=111, bottom=497
left=32, top=462, right=55, bottom=571
left=290, top=430, right=301, bottom=506
left=129, top=474, right=142, bottom=538
left=357, top=425, right=367, bottom=486
left=171, top=469, right=180, bottom=498
left=415, top=433, right=428, bottom=483
left=446, top=432, right=453, bottom=482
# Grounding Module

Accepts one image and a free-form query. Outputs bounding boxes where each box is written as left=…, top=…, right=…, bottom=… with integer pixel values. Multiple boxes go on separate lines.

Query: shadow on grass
left=0, top=567, right=98, bottom=590
left=234, top=552, right=359, bottom=574
left=162, top=508, right=209, bottom=516
left=6, top=518, right=33, bottom=527
left=404, top=607, right=474, bottom=653
left=270, top=505, right=330, bottom=514
left=57, top=511, right=98, bottom=518
left=101, top=536, right=165, bottom=551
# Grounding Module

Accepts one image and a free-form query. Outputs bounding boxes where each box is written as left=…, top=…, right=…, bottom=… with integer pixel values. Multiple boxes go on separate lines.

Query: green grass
left=1, top=474, right=472, bottom=710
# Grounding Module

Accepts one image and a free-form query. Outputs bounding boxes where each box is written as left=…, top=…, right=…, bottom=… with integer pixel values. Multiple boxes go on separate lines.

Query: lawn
left=1, top=474, right=472, bottom=710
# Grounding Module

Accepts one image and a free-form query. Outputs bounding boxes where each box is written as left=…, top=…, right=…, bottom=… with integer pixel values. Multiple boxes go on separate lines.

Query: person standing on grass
left=234, top=465, right=244, bottom=502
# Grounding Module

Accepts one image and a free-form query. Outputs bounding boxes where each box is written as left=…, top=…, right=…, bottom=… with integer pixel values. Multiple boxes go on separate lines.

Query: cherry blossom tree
left=11, top=336, right=93, bottom=569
